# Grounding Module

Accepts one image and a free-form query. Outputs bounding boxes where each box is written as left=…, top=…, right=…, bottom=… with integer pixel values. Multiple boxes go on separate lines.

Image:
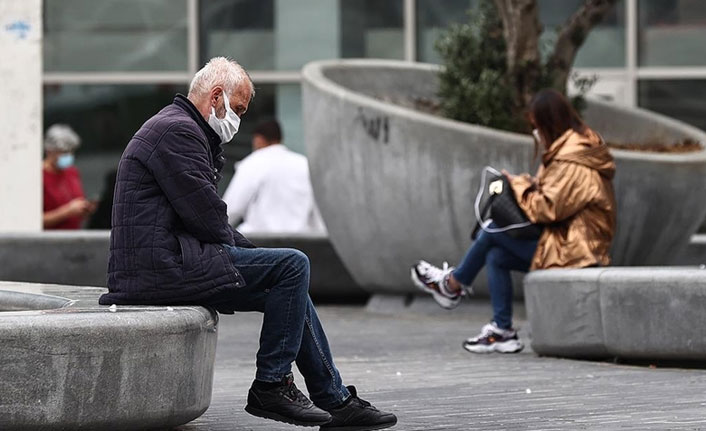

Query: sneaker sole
left=321, top=418, right=398, bottom=431
left=410, top=268, right=459, bottom=310
left=462, top=339, right=524, bottom=354
left=245, top=405, right=330, bottom=427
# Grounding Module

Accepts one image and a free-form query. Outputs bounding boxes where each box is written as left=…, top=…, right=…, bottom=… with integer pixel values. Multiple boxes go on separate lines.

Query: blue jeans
left=452, top=226, right=538, bottom=330
left=202, top=246, right=350, bottom=409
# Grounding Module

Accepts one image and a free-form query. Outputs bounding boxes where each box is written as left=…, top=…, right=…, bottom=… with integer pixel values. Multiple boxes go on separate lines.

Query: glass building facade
left=42, top=0, right=706, bottom=199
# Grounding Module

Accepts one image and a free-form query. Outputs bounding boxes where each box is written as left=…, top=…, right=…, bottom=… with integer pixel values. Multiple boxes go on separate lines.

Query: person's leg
left=206, top=246, right=396, bottom=429
left=213, top=247, right=348, bottom=402
left=202, top=246, right=332, bottom=426
left=296, top=294, right=397, bottom=429
left=295, top=296, right=350, bottom=409
left=412, top=226, right=538, bottom=310
left=450, top=229, right=494, bottom=287
left=462, top=246, right=533, bottom=354
left=451, top=226, right=538, bottom=289
left=485, top=246, right=532, bottom=329
left=203, top=246, right=311, bottom=382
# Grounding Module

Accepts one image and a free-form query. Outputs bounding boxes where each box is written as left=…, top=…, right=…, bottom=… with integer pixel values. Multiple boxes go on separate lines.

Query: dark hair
left=253, top=120, right=282, bottom=143
left=529, top=89, right=586, bottom=156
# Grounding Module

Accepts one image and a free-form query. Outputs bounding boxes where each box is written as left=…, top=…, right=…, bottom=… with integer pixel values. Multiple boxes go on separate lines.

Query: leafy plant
left=436, top=0, right=617, bottom=133
left=436, top=3, right=525, bottom=132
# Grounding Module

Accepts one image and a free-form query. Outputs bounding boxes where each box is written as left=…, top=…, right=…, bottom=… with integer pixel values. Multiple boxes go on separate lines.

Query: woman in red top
left=42, top=124, right=95, bottom=229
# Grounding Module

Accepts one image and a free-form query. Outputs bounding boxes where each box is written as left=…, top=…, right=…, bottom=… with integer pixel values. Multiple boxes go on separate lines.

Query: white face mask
left=208, top=91, right=240, bottom=144
left=532, top=128, right=543, bottom=146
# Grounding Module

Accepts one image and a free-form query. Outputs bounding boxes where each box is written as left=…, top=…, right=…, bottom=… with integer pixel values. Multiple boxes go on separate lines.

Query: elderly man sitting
left=99, top=57, right=397, bottom=431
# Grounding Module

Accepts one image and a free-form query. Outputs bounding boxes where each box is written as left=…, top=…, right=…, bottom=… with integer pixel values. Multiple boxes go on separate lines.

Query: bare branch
left=547, top=0, right=619, bottom=92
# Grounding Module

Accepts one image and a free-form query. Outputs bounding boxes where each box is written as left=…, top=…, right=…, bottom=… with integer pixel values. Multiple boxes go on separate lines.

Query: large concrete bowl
left=302, top=59, right=706, bottom=294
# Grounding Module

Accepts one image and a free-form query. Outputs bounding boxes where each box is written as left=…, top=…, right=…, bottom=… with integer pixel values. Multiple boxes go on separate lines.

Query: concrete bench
left=0, top=281, right=217, bottom=430
left=0, top=231, right=366, bottom=302
left=524, top=267, right=706, bottom=361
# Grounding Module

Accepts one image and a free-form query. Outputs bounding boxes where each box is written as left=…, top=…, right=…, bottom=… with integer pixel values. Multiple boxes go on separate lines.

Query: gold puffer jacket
left=509, top=127, right=616, bottom=270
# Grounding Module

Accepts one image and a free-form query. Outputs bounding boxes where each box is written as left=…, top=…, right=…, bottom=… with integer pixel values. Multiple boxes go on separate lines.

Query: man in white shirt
left=222, top=120, right=326, bottom=234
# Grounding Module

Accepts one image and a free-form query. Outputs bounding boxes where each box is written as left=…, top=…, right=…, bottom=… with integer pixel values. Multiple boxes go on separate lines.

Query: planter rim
left=302, top=59, right=706, bottom=163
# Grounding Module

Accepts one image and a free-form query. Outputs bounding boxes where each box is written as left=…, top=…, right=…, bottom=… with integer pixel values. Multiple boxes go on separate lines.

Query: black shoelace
left=351, top=395, right=373, bottom=409
left=282, top=381, right=309, bottom=404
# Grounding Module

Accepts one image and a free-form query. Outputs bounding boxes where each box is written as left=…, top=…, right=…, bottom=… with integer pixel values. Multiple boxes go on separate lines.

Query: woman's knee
left=486, top=247, right=506, bottom=268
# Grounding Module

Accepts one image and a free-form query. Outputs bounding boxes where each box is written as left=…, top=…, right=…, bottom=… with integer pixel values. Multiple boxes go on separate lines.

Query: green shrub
left=436, top=2, right=596, bottom=134
left=436, top=3, right=524, bottom=132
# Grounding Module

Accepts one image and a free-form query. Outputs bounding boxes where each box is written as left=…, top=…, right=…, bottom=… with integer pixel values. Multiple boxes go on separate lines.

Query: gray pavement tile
left=175, top=304, right=706, bottom=431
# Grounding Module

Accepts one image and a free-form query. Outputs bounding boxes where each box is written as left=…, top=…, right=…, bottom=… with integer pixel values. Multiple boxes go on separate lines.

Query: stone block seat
left=0, top=281, right=217, bottom=430
left=524, top=267, right=706, bottom=361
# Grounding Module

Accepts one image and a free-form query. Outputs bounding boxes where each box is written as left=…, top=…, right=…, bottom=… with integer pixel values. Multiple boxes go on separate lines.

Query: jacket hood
left=544, top=128, right=616, bottom=180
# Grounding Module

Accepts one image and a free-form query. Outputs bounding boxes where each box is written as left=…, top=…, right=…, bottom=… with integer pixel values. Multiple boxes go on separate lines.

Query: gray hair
left=44, top=124, right=81, bottom=152
left=188, top=57, right=255, bottom=100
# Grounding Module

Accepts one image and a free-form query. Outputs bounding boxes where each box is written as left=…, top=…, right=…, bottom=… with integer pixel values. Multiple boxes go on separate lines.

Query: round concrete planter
left=0, top=282, right=217, bottom=430
left=302, top=59, right=706, bottom=294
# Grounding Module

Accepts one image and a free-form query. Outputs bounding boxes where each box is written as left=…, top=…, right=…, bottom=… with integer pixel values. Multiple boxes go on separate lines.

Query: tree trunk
left=547, top=0, right=619, bottom=92
left=493, top=0, right=543, bottom=115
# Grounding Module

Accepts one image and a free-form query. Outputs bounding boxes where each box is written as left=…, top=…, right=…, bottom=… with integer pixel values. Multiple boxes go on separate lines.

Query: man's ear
left=210, top=86, right=223, bottom=107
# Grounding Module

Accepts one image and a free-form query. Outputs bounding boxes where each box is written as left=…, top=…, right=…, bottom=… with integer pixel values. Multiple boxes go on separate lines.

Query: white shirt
left=222, top=144, right=327, bottom=234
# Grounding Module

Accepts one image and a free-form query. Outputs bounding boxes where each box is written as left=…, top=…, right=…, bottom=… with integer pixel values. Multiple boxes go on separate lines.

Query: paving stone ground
left=176, top=299, right=706, bottom=431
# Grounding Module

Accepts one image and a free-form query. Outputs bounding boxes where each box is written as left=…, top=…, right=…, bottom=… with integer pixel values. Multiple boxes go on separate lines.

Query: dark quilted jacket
left=100, top=95, right=254, bottom=305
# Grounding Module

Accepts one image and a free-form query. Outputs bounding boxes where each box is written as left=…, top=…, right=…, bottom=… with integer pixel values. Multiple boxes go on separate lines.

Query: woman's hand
left=65, top=197, right=94, bottom=217
left=501, top=169, right=516, bottom=181
left=43, top=197, right=94, bottom=228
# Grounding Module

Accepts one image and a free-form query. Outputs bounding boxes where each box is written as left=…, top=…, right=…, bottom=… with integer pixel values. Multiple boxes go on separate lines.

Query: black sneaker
left=320, top=386, right=397, bottom=431
left=462, top=322, right=524, bottom=354
left=245, top=372, right=331, bottom=426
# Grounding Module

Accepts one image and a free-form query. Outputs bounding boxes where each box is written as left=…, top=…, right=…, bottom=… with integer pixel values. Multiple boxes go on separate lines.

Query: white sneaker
left=462, top=322, right=524, bottom=354
left=410, top=260, right=462, bottom=310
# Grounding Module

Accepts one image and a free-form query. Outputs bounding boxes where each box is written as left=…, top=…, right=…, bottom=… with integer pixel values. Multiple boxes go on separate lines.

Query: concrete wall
left=675, top=234, right=706, bottom=265
left=0, top=0, right=42, bottom=231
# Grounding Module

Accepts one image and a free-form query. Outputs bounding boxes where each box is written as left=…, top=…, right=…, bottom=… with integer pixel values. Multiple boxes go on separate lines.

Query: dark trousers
left=452, top=226, right=538, bottom=329
left=203, top=245, right=350, bottom=409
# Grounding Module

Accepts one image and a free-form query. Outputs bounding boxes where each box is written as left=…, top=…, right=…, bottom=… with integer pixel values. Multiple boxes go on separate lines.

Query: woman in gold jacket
left=411, top=89, right=616, bottom=354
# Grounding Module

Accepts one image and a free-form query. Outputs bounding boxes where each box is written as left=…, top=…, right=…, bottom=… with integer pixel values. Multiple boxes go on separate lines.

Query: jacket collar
left=542, top=127, right=615, bottom=179
left=173, top=94, right=222, bottom=150
left=542, top=129, right=574, bottom=165
left=173, top=94, right=226, bottom=173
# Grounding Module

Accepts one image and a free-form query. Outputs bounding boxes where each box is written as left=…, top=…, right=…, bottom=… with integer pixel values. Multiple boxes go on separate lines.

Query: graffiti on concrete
left=355, top=108, right=389, bottom=144
left=5, top=20, right=31, bottom=40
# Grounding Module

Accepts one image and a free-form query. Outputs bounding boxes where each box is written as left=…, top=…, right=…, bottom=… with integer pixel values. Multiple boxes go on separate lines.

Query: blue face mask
left=56, top=153, right=74, bottom=170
